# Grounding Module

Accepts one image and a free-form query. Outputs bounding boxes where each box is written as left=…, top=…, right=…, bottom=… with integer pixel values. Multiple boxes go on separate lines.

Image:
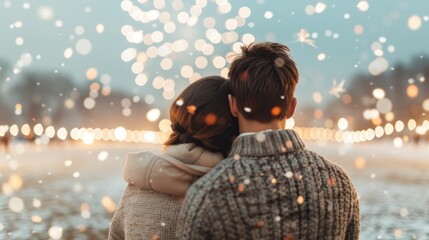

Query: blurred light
left=395, top=121, right=404, bottom=132
left=57, top=127, right=68, bottom=140
left=144, top=95, right=155, bottom=104
left=238, top=6, right=251, bottom=18
left=338, top=118, right=348, bottom=130
left=144, top=131, right=156, bottom=142
left=32, top=215, right=42, bottom=223
left=213, top=56, right=226, bottom=69
left=375, top=126, right=384, bottom=138
left=384, top=112, right=395, bottom=122
left=195, top=56, right=208, bottom=69
left=48, top=226, right=63, bottom=240
left=406, top=84, right=418, bottom=98
left=70, top=128, right=79, bottom=140
left=75, top=25, right=85, bottom=35
left=64, top=48, right=73, bottom=59
left=408, top=15, right=422, bottom=30
left=285, top=118, right=295, bottom=129
left=86, top=68, right=98, bottom=80
left=366, top=129, right=375, bottom=141
left=376, top=98, right=392, bottom=114
left=64, top=99, right=75, bottom=109
left=393, top=137, right=403, bottom=148
left=121, top=48, right=137, bottom=62
left=225, top=18, right=237, bottom=30
left=264, top=11, right=273, bottom=19
left=9, top=197, right=24, bottom=212
left=135, top=73, right=148, bottom=86
left=147, top=108, right=161, bottom=122
left=354, top=24, right=364, bottom=35
left=384, top=123, right=394, bottom=135
left=21, top=124, right=30, bottom=136
left=0, top=125, right=6, bottom=137
left=416, top=125, right=426, bottom=135
left=424, top=120, right=429, bottom=131
left=160, top=58, right=173, bottom=70
left=83, top=97, right=96, bottom=110
left=313, top=92, right=322, bottom=104
left=357, top=1, right=369, bottom=12
left=81, top=132, right=94, bottom=145
left=317, top=53, right=326, bottom=61
left=75, top=39, right=92, bottom=55
left=355, top=157, right=366, bottom=169
left=368, top=57, right=388, bottom=76
left=37, top=6, right=54, bottom=20
left=372, top=88, right=385, bottom=99
left=8, top=174, right=24, bottom=190
left=10, top=124, right=19, bottom=136
left=101, top=196, right=117, bottom=213
left=96, top=23, right=105, bottom=33
left=114, top=127, right=127, bottom=141
left=151, top=31, right=164, bottom=43
left=64, top=160, right=72, bottom=167
left=159, top=119, right=172, bottom=132
left=315, top=2, right=327, bottom=14
left=164, top=22, right=176, bottom=33
left=131, top=62, right=144, bottom=74
left=97, top=151, right=108, bottom=161
left=423, top=99, right=429, bottom=111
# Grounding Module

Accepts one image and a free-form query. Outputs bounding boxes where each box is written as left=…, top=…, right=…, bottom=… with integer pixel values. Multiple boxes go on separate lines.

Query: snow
left=1, top=141, right=429, bottom=239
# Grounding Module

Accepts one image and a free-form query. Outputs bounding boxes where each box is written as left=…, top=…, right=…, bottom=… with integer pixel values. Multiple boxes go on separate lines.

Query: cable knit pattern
left=177, top=129, right=360, bottom=240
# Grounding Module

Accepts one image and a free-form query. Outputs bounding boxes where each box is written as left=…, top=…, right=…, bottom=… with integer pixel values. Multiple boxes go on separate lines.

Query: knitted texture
left=177, top=129, right=360, bottom=240
left=109, top=144, right=223, bottom=239
left=108, top=185, right=182, bottom=240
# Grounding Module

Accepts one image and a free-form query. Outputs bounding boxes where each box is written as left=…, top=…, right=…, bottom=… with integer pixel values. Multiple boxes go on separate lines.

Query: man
left=177, top=42, right=360, bottom=239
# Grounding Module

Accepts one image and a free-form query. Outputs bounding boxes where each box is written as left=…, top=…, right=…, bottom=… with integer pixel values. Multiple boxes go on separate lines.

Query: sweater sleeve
left=176, top=183, right=215, bottom=240
left=345, top=185, right=360, bottom=240
left=108, top=189, right=126, bottom=240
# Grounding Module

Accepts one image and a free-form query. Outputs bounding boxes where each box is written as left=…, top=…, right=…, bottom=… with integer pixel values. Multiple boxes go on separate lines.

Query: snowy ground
left=1, top=140, right=429, bottom=239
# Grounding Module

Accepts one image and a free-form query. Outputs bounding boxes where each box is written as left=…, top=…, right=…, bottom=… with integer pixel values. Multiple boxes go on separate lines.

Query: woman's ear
left=286, top=97, right=297, bottom=118
left=228, top=94, right=239, bottom=117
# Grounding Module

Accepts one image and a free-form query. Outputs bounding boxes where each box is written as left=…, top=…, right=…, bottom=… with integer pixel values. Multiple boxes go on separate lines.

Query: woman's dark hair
left=164, top=76, right=239, bottom=157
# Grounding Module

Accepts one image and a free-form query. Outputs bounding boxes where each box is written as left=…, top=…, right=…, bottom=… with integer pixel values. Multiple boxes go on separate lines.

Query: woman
left=108, top=76, right=239, bottom=240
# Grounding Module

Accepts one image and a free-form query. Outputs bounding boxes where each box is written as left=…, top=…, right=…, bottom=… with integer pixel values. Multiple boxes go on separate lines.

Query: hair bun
left=179, top=133, right=200, bottom=145
left=171, top=122, right=186, bottom=134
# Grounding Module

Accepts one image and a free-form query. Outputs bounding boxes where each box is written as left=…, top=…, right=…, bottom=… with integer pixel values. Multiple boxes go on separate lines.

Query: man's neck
left=238, top=116, right=285, bottom=134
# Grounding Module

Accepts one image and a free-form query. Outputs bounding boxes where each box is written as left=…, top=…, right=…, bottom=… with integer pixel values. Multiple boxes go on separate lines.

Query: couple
left=109, top=42, right=360, bottom=239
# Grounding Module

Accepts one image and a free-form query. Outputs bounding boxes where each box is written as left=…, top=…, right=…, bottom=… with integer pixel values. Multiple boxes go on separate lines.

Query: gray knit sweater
left=177, top=129, right=360, bottom=240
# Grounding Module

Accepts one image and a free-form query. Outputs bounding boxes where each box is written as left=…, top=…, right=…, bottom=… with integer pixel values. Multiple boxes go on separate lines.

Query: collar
left=228, top=129, right=305, bottom=157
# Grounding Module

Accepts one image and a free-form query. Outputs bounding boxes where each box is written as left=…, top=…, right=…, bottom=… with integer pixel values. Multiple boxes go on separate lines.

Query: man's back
left=177, top=129, right=359, bottom=240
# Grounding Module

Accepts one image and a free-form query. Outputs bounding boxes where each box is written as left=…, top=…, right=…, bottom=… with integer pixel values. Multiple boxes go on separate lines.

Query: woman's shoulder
left=123, top=147, right=217, bottom=197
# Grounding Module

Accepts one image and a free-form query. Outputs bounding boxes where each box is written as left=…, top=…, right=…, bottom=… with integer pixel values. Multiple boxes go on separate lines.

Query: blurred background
left=1, top=0, right=429, bottom=239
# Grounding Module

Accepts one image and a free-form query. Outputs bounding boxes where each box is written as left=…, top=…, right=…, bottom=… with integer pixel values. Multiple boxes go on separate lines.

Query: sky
left=0, top=0, right=428, bottom=109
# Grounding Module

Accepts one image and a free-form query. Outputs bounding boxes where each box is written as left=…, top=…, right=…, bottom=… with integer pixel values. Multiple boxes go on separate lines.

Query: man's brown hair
left=228, top=42, right=299, bottom=122
left=164, top=76, right=239, bottom=156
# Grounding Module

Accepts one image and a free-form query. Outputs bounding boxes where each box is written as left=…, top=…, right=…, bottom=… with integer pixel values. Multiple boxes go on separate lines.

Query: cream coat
left=108, top=144, right=223, bottom=240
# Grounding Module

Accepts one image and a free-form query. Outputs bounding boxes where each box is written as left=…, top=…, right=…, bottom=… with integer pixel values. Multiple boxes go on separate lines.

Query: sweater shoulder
left=303, top=149, right=352, bottom=177
left=187, top=158, right=234, bottom=190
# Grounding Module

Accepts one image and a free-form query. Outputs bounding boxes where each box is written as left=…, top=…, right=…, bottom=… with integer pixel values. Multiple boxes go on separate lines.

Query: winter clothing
left=177, top=129, right=360, bottom=240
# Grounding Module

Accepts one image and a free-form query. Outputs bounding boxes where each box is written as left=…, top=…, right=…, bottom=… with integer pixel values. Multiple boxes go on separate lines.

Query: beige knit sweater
left=108, top=144, right=223, bottom=240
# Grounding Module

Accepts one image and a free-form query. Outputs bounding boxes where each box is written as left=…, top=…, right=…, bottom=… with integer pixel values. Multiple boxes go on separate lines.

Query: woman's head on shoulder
left=164, top=76, right=239, bottom=157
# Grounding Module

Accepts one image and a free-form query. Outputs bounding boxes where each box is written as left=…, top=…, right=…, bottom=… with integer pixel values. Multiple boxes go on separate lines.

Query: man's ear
left=228, top=94, right=239, bottom=117
left=286, top=97, right=297, bottom=118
